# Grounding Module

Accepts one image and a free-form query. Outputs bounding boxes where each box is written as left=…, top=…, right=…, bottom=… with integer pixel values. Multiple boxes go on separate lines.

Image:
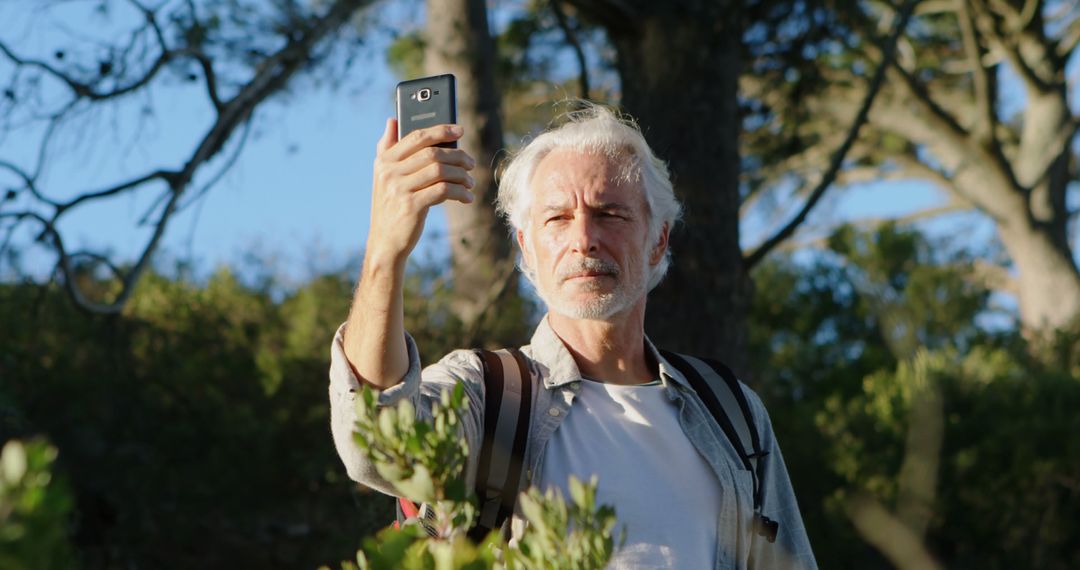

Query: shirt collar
left=527, top=314, right=692, bottom=391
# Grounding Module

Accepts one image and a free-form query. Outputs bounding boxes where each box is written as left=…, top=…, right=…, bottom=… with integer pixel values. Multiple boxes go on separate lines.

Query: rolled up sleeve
left=327, top=322, right=487, bottom=497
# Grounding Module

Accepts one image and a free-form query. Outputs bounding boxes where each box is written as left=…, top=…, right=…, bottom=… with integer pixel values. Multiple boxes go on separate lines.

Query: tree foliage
left=751, top=223, right=1080, bottom=568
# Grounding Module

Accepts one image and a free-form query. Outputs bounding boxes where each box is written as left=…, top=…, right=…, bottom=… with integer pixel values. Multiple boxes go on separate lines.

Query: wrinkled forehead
left=527, top=147, right=647, bottom=212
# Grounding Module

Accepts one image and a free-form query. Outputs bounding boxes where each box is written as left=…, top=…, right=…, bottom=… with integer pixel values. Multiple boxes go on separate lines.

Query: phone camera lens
left=417, top=88, right=432, bottom=102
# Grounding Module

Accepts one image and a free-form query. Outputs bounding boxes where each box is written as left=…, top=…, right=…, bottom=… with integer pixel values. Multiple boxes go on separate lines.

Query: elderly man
left=329, top=105, right=816, bottom=568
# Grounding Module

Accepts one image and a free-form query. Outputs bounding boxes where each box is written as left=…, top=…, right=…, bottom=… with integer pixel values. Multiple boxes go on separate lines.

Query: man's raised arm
left=342, top=119, right=475, bottom=388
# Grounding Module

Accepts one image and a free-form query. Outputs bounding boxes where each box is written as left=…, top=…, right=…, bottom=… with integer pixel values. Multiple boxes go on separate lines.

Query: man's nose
left=568, top=215, right=600, bottom=254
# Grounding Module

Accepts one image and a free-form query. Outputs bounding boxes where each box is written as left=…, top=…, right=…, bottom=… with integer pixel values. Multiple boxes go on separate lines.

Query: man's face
left=517, top=148, right=667, bottom=320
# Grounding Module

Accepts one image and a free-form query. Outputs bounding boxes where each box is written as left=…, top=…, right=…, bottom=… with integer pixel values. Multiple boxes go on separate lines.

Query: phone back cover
left=396, top=74, right=457, bottom=148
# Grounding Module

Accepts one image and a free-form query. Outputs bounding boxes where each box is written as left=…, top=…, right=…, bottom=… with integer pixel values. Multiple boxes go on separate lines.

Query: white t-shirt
left=538, top=378, right=722, bottom=569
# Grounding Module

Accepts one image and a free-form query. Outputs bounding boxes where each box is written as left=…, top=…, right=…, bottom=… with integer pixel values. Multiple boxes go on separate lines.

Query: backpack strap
left=659, top=350, right=779, bottom=543
left=469, top=347, right=534, bottom=542
left=394, top=496, right=438, bottom=536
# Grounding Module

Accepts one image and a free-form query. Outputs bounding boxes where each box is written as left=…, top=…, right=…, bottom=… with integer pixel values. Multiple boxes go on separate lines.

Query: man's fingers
left=396, top=146, right=476, bottom=176
left=414, top=182, right=475, bottom=207
left=376, top=118, right=398, bottom=155
left=401, top=163, right=475, bottom=193
left=385, top=124, right=463, bottom=161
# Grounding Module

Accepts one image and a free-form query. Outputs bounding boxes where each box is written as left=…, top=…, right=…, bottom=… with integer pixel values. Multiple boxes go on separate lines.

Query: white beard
left=536, top=255, right=650, bottom=321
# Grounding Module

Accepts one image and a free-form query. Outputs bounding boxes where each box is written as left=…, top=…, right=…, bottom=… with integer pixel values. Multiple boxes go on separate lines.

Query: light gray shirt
left=328, top=314, right=817, bottom=569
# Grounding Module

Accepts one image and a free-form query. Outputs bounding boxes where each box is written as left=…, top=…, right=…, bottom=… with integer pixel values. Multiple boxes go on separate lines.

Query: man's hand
left=366, top=119, right=476, bottom=266
left=343, top=119, right=476, bottom=389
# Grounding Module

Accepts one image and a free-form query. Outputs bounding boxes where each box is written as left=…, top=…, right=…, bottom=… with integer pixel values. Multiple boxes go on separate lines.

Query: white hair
left=495, top=102, right=683, bottom=291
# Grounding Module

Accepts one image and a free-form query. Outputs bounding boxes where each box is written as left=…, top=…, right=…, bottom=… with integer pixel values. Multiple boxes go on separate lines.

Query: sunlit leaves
left=346, top=384, right=618, bottom=569
left=0, top=439, right=76, bottom=570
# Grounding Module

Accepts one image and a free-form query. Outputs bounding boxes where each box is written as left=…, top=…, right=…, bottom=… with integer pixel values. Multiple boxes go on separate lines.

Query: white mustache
left=558, top=258, right=620, bottom=282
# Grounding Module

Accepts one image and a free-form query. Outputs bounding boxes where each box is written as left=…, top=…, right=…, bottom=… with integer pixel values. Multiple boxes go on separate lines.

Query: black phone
left=395, top=74, right=457, bottom=148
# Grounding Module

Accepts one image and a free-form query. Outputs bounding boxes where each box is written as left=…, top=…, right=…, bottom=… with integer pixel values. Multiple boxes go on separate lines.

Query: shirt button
left=548, top=407, right=561, bottom=417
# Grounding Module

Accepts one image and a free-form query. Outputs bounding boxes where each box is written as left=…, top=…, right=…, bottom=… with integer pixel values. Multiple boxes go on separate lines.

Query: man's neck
left=547, top=302, right=657, bottom=386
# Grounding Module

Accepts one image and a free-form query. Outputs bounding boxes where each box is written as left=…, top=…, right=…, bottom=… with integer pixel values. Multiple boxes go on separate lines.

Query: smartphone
left=395, top=74, right=457, bottom=148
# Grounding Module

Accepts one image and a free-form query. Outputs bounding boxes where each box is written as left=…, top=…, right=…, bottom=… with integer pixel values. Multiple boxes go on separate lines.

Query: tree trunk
left=1000, top=149, right=1080, bottom=332
left=595, top=2, right=749, bottom=373
left=425, top=0, right=526, bottom=347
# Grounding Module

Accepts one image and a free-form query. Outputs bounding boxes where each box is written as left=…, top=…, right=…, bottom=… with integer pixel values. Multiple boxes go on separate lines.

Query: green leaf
left=395, top=464, right=436, bottom=504
left=1, top=440, right=27, bottom=484
left=517, top=492, right=549, bottom=537
left=568, top=476, right=587, bottom=509
left=379, top=407, right=398, bottom=440
left=375, top=462, right=406, bottom=484
left=398, top=399, right=416, bottom=430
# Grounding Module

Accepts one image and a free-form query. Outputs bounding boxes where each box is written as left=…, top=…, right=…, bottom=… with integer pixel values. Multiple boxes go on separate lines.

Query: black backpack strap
left=469, top=347, right=533, bottom=542
left=660, top=350, right=778, bottom=543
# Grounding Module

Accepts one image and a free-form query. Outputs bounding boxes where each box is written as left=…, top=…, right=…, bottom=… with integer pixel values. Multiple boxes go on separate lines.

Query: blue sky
left=0, top=1, right=1070, bottom=309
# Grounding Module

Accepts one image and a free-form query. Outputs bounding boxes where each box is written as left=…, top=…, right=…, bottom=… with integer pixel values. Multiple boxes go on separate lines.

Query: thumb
left=376, top=118, right=398, bottom=155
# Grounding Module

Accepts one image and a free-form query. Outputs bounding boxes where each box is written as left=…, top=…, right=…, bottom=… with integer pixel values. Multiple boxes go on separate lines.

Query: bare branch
left=890, top=153, right=961, bottom=196
left=173, top=114, right=254, bottom=216
left=0, top=35, right=178, bottom=102
left=0, top=40, right=91, bottom=98
left=743, top=0, right=920, bottom=270
left=971, top=0, right=1055, bottom=94
left=770, top=202, right=971, bottom=255
left=1055, top=14, right=1080, bottom=59
left=3, top=0, right=376, bottom=314
left=130, top=0, right=223, bottom=111
left=848, top=491, right=944, bottom=569
left=0, top=159, right=56, bottom=207
left=959, top=0, right=997, bottom=143
left=0, top=2, right=222, bottom=109
left=189, top=51, right=223, bottom=112
left=888, top=65, right=970, bottom=141
left=551, top=0, right=590, bottom=100
left=972, top=258, right=1020, bottom=296
left=57, top=169, right=175, bottom=214
left=68, top=249, right=125, bottom=282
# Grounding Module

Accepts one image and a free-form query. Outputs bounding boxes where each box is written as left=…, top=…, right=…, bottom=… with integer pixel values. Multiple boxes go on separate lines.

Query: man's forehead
left=530, top=149, right=644, bottom=206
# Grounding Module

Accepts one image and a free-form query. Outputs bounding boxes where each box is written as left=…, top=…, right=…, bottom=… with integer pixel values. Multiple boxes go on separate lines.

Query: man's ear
left=516, top=228, right=531, bottom=268
left=649, top=222, right=670, bottom=265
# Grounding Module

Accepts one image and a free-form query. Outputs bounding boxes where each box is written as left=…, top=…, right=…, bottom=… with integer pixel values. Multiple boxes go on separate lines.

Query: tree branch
left=888, top=64, right=971, bottom=141
left=883, top=63, right=1025, bottom=207
left=551, top=0, right=590, bottom=100
left=173, top=114, right=254, bottom=216
left=970, top=0, right=1054, bottom=94
left=0, top=41, right=91, bottom=98
left=131, top=0, right=224, bottom=112
left=56, top=170, right=176, bottom=214
left=958, top=0, right=997, bottom=143
left=0, top=159, right=56, bottom=207
left=3, top=0, right=375, bottom=314
left=1055, top=13, right=1080, bottom=59
left=743, top=0, right=919, bottom=270
left=770, top=202, right=970, bottom=255
left=847, top=493, right=943, bottom=570
left=0, top=2, right=224, bottom=109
